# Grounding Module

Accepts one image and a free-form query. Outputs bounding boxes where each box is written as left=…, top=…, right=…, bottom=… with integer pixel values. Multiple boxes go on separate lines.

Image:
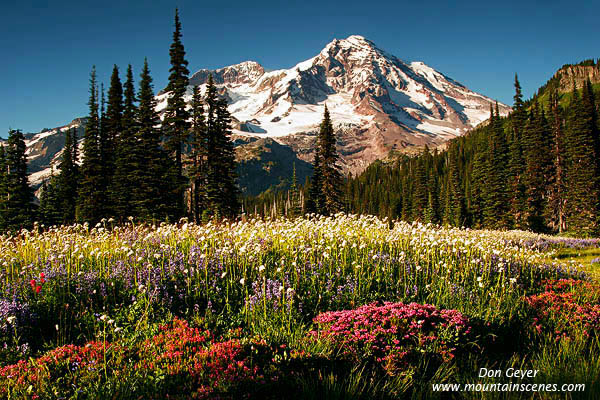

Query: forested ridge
left=246, top=60, right=600, bottom=236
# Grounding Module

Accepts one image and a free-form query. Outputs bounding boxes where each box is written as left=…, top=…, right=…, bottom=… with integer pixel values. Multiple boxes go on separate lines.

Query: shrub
left=526, top=279, right=600, bottom=341
left=311, top=302, right=472, bottom=375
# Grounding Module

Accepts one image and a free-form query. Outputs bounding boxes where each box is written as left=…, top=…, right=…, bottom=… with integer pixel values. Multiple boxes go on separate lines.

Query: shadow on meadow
left=1, top=217, right=599, bottom=399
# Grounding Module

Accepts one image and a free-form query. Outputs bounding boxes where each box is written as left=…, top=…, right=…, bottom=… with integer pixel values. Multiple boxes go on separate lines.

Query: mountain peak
left=189, top=60, right=265, bottom=87
left=164, top=36, right=510, bottom=173
left=338, top=35, right=370, bottom=45
left=324, top=35, right=377, bottom=53
left=223, top=60, right=264, bottom=72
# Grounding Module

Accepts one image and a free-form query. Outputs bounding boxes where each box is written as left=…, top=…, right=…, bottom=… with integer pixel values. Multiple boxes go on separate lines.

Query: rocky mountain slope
left=13, top=35, right=510, bottom=194
left=159, top=35, right=510, bottom=172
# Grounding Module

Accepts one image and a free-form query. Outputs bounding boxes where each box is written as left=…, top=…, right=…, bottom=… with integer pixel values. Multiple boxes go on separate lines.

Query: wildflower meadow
left=0, top=214, right=598, bottom=399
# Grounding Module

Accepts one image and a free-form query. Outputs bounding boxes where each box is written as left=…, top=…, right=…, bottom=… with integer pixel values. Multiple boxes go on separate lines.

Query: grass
left=546, top=247, right=600, bottom=278
left=0, top=215, right=598, bottom=398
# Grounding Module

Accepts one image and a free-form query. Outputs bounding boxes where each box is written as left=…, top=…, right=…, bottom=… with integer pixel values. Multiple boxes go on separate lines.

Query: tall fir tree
left=38, top=179, right=50, bottom=225
left=522, top=103, right=550, bottom=231
left=56, top=128, right=80, bottom=223
left=77, top=66, right=105, bottom=223
left=289, top=162, right=302, bottom=217
left=39, top=175, right=62, bottom=227
left=201, top=75, right=239, bottom=219
left=565, top=83, right=599, bottom=234
left=400, top=173, right=411, bottom=221
left=99, top=83, right=107, bottom=176
left=443, top=146, right=463, bottom=226
left=188, top=85, right=207, bottom=223
left=483, top=103, right=509, bottom=229
left=546, top=90, right=567, bottom=232
left=214, top=96, right=240, bottom=218
left=425, top=191, right=437, bottom=224
left=134, top=58, right=177, bottom=222
left=111, top=65, right=139, bottom=220
left=412, top=149, right=429, bottom=221
left=317, top=105, right=344, bottom=215
left=582, top=79, right=600, bottom=191
left=469, top=134, right=487, bottom=228
left=4, top=129, right=34, bottom=231
left=306, top=150, right=324, bottom=214
left=507, top=76, right=527, bottom=229
left=0, top=145, right=7, bottom=230
left=103, top=65, right=123, bottom=217
left=163, top=8, right=191, bottom=218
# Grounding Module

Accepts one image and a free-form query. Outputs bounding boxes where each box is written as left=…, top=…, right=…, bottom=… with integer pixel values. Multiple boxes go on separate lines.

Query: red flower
left=40, top=273, right=45, bottom=284
left=30, top=279, right=36, bottom=288
left=35, top=286, right=42, bottom=294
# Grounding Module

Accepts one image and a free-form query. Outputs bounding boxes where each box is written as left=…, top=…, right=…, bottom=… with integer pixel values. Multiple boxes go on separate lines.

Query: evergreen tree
left=0, top=146, right=7, bottom=230
left=188, top=85, right=207, bottom=223
left=522, top=103, right=550, bottom=231
left=317, top=105, right=344, bottom=215
left=111, top=65, right=139, bottom=220
left=289, top=162, right=302, bottom=217
left=103, top=65, right=123, bottom=216
left=507, top=76, right=527, bottom=229
left=565, top=83, right=599, bottom=234
left=443, top=146, right=463, bottom=226
left=546, top=91, right=567, bottom=232
left=77, top=67, right=105, bottom=223
left=39, top=175, right=62, bottom=227
left=469, top=134, right=487, bottom=228
left=55, top=128, right=79, bottom=223
left=483, top=103, right=509, bottom=229
left=201, top=76, right=239, bottom=219
left=425, top=191, right=436, bottom=224
left=38, top=179, right=50, bottom=225
left=163, top=8, right=191, bottom=218
left=4, top=129, right=34, bottom=231
left=99, top=83, right=107, bottom=175
left=215, top=97, right=240, bottom=217
left=412, top=149, right=429, bottom=221
left=582, top=79, right=600, bottom=190
left=135, top=58, right=176, bottom=221
left=400, top=175, right=411, bottom=221
left=306, top=150, right=323, bottom=214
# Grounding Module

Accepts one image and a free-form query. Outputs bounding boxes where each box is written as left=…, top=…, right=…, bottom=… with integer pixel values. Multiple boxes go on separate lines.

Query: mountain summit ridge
left=16, top=35, right=510, bottom=191
left=156, top=35, right=510, bottom=172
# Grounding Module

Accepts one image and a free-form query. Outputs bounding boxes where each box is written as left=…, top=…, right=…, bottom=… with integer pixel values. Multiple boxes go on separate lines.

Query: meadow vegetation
left=0, top=214, right=598, bottom=399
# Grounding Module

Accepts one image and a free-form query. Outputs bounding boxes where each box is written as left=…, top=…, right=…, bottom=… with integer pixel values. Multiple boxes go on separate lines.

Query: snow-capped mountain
left=158, top=35, right=510, bottom=171
left=12, top=119, right=86, bottom=193
left=18, top=35, right=509, bottom=193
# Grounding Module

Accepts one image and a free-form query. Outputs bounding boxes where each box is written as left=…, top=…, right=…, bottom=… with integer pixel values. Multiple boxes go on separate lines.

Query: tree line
left=345, top=75, right=599, bottom=235
left=0, top=9, right=239, bottom=232
left=246, top=73, right=600, bottom=236
left=242, top=105, right=345, bottom=218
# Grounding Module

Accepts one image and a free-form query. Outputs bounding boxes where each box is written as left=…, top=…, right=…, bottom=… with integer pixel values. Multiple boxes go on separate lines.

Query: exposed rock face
left=235, top=137, right=313, bottom=196
left=555, top=65, right=600, bottom=92
left=190, top=61, right=266, bottom=87
left=15, top=119, right=86, bottom=190
left=158, top=35, right=510, bottom=173
left=19, top=35, right=511, bottom=194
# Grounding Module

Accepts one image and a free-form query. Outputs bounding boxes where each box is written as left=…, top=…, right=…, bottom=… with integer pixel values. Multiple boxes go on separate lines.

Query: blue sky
left=1, top=0, right=598, bottom=136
